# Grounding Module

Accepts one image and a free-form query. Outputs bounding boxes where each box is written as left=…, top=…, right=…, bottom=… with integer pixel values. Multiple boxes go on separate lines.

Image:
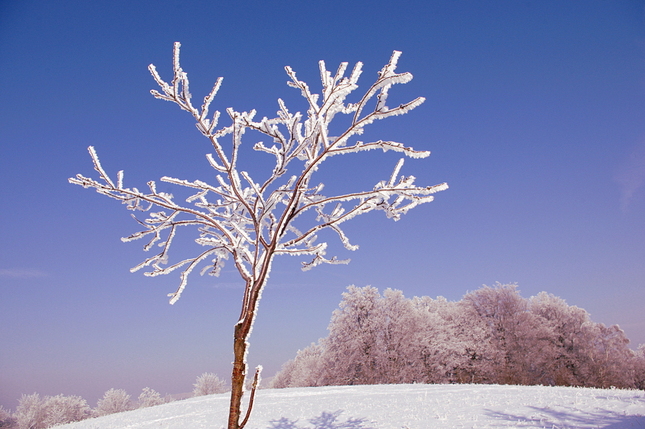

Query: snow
left=56, top=384, right=645, bottom=429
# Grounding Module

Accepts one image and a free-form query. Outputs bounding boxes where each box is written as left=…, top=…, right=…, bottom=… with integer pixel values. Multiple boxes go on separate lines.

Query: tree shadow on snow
left=266, top=410, right=373, bottom=429
left=485, top=406, right=645, bottom=428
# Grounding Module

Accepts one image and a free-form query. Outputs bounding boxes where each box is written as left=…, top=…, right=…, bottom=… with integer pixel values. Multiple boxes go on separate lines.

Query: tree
left=13, top=394, right=90, bottom=429
left=581, top=323, right=635, bottom=388
left=0, top=406, right=16, bottom=429
left=41, top=395, right=91, bottom=428
left=137, top=387, right=165, bottom=408
left=70, top=43, right=447, bottom=429
left=462, top=283, right=553, bottom=385
left=414, top=295, right=489, bottom=384
left=14, top=394, right=45, bottom=429
left=529, top=291, right=592, bottom=385
left=269, top=342, right=325, bottom=388
left=193, top=373, right=228, bottom=396
left=634, top=344, right=645, bottom=390
left=322, top=285, right=383, bottom=385
left=94, top=389, right=132, bottom=416
left=374, top=288, right=424, bottom=383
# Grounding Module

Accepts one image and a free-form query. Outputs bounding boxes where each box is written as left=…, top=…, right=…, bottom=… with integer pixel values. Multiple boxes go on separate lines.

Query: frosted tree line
left=0, top=373, right=227, bottom=429
left=271, top=283, right=645, bottom=390
left=3, top=285, right=644, bottom=428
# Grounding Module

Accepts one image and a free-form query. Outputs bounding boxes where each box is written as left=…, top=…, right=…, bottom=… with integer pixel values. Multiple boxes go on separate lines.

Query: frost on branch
left=71, top=43, right=448, bottom=429
left=70, top=42, right=448, bottom=304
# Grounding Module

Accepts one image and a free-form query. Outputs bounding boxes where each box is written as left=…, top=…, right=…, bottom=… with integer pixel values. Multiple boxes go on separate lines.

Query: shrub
left=14, top=394, right=45, bottom=429
left=41, top=395, right=90, bottom=427
left=13, top=393, right=90, bottom=429
left=95, top=388, right=132, bottom=416
left=193, top=373, right=227, bottom=396
left=137, top=387, right=165, bottom=408
left=0, top=405, right=16, bottom=428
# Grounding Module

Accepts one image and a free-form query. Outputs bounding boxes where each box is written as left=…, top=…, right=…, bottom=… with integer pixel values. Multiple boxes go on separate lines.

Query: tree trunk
left=227, top=256, right=273, bottom=429
left=227, top=322, right=248, bottom=429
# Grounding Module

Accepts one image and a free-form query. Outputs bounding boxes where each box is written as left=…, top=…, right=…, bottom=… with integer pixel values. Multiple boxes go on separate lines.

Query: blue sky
left=1, top=0, right=644, bottom=410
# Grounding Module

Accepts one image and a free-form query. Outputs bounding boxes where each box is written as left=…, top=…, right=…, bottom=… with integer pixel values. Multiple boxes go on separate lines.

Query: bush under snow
left=193, top=373, right=228, bottom=396
left=137, top=387, right=165, bottom=408
left=94, top=388, right=132, bottom=416
left=13, top=393, right=90, bottom=429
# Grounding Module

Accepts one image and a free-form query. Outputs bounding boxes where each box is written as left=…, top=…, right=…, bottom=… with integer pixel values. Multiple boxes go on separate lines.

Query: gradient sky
left=1, top=0, right=645, bottom=411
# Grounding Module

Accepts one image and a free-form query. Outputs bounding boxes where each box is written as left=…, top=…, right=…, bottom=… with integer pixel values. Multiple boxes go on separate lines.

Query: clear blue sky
left=1, top=0, right=644, bottom=410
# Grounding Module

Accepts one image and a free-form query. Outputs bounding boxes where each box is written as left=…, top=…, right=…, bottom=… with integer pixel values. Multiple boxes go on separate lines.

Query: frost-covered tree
left=41, top=395, right=91, bottom=428
left=529, top=292, right=637, bottom=388
left=273, top=284, right=642, bottom=389
left=13, top=393, right=90, bottom=429
left=529, top=291, right=592, bottom=385
left=634, top=344, right=645, bottom=390
left=582, top=323, right=635, bottom=388
left=193, top=372, right=228, bottom=396
left=463, top=283, right=553, bottom=385
left=270, top=342, right=325, bottom=388
left=14, top=394, right=45, bottom=429
left=415, top=295, right=489, bottom=384
left=70, top=43, right=447, bottom=429
left=0, top=406, right=16, bottom=429
left=137, top=387, right=165, bottom=408
left=322, top=285, right=383, bottom=385
left=274, top=287, right=423, bottom=387
left=373, top=288, right=422, bottom=384
left=94, top=389, right=132, bottom=416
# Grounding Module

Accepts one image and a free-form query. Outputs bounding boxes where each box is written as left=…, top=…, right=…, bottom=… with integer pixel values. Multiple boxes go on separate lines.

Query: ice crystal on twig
left=70, top=43, right=447, bottom=304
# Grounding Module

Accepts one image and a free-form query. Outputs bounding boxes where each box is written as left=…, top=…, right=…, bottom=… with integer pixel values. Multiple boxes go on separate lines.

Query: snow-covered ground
left=57, top=384, right=645, bottom=429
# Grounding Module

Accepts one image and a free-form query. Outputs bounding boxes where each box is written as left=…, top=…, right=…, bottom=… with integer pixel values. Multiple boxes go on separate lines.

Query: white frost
left=69, top=47, right=447, bottom=304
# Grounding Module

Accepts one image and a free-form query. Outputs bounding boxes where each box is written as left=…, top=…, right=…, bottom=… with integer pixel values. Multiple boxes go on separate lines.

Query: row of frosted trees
left=0, top=373, right=227, bottom=429
left=271, top=284, right=645, bottom=390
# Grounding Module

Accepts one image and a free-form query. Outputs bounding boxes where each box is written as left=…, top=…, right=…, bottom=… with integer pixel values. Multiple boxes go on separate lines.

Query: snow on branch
left=70, top=46, right=447, bottom=303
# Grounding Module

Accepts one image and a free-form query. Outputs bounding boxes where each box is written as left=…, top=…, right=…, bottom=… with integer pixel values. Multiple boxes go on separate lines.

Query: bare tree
left=70, top=42, right=447, bottom=429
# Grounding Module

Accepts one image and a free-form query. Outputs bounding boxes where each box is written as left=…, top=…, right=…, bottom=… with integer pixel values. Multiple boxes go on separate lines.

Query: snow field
left=56, top=384, right=645, bottom=429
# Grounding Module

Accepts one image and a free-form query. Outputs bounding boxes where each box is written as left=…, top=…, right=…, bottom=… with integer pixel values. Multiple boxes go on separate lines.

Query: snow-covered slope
left=57, top=384, right=645, bottom=429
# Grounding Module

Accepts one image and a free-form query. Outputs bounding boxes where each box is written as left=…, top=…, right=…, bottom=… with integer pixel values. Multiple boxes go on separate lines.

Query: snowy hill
left=57, top=384, right=645, bottom=429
